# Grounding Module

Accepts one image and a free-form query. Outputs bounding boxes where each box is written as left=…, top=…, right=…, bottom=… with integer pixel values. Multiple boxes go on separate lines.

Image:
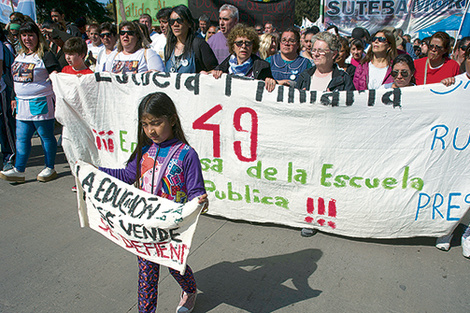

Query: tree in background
left=36, top=0, right=113, bottom=23
left=295, top=0, right=321, bottom=26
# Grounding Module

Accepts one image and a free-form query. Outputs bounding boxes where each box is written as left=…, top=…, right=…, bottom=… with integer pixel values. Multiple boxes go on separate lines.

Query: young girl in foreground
left=100, top=92, right=208, bottom=313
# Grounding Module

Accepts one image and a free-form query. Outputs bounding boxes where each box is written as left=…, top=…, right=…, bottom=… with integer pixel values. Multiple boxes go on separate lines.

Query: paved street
left=1, top=138, right=469, bottom=313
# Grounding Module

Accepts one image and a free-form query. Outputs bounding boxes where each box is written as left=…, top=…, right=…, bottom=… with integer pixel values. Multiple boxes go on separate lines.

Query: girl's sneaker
left=176, top=291, right=197, bottom=313
left=37, top=167, right=57, bottom=182
left=0, top=167, right=25, bottom=183
left=435, top=234, right=454, bottom=251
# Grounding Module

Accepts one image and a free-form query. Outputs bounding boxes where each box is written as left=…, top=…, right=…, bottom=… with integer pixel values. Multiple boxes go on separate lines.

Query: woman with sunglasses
left=296, top=32, right=355, bottom=91
left=353, top=29, right=397, bottom=90
left=95, top=22, right=117, bottom=72
left=266, top=28, right=312, bottom=87
left=164, top=5, right=217, bottom=73
left=382, top=54, right=416, bottom=88
left=413, top=31, right=459, bottom=85
left=212, top=24, right=276, bottom=91
left=111, top=21, right=164, bottom=74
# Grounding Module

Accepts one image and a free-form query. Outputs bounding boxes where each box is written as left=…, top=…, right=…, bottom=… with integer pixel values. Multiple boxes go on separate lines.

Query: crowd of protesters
left=0, top=4, right=469, bottom=312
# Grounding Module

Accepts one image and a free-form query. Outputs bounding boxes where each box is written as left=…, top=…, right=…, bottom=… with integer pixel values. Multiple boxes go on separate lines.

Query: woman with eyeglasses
left=353, top=29, right=397, bottom=90
left=296, top=32, right=355, bottom=91
left=413, top=31, right=459, bottom=85
left=265, top=28, right=312, bottom=87
left=382, top=54, right=416, bottom=88
left=164, top=5, right=217, bottom=73
left=110, top=21, right=164, bottom=74
left=212, top=24, right=276, bottom=91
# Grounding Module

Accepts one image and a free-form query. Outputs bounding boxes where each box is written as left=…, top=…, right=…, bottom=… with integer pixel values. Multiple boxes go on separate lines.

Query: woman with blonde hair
left=258, top=33, right=278, bottom=60
left=353, top=29, right=397, bottom=90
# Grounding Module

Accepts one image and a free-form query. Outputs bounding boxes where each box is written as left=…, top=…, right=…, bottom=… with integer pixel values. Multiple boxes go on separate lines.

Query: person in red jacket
left=414, top=31, right=460, bottom=85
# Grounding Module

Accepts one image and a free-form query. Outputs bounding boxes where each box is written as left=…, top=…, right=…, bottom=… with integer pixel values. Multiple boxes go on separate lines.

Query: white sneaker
left=176, top=291, right=197, bottom=313
left=436, top=234, right=454, bottom=251
left=0, top=167, right=25, bottom=183
left=462, top=236, right=470, bottom=258
left=37, top=167, right=57, bottom=182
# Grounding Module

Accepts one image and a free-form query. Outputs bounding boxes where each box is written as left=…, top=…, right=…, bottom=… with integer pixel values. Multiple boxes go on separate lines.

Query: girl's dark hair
left=392, top=54, right=416, bottom=85
left=128, top=92, right=188, bottom=185
left=164, top=5, right=196, bottom=60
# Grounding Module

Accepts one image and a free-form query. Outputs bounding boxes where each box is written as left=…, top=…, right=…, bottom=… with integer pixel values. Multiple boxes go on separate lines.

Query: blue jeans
left=15, top=119, right=57, bottom=172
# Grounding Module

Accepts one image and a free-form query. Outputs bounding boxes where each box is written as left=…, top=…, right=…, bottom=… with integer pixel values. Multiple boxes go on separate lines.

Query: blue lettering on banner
left=430, top=80, right=470, bottom=95
left=430, top=124, right=470, bottom=151
left=415, top=192, right=470, bottom=221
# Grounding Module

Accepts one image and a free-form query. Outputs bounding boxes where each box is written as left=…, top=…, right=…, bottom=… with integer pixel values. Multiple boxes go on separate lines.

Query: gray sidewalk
left=1, top=138, right=469, bottom=313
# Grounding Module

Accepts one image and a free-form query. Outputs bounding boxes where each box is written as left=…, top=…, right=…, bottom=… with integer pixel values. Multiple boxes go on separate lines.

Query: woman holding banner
left=212, top=24, right=276, bottom=92
left=414, top=31, right=460, bottom=85
left=296, top=32, right=355, bottom=92
left=266, top=28, right=312, bottom=87
left=353, top=29, right=397, bottom=90
left=382, top=54, right=416, bottom=88
left=164, top=5, right=218, bottom=73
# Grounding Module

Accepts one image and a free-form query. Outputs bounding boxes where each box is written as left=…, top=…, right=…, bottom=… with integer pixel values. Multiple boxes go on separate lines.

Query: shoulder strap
left=152, top=142, right=183, bottom=195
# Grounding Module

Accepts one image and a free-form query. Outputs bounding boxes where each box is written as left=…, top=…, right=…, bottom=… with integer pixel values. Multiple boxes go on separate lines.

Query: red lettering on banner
left=93, top=129, right=115, bottom=152
left=193, top=105, right=223, bottom=158
left=318, top=197, right=325, bottom=215
left=233, top=107, right=258, bottom=162
left=99, top=218, right=119, bottom=240
left=304, top=197, right=337, bottom=229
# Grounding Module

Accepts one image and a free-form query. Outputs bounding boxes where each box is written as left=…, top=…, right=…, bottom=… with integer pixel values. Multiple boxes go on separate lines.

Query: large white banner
left=51, top=72, right=470, bottom=239
left=75, top=161, right=204, bottom=273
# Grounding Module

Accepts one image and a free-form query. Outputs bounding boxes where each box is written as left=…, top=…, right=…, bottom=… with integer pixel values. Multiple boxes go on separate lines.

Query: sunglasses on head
left=169, top=18, right=184, bottom=26
left=372, top=36, right=388, bottom=43
left=119, top=30, right=135, bottom=36
left=100, top=32, right=112, bottom=38
left=391, top=70, right=410, bottom=78
left=234, top=40, right=253, bottom=47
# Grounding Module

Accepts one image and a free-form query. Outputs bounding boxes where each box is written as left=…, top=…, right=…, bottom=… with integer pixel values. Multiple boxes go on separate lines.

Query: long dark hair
left=128, top=92, right=188, bottom=185
left=164, top=5, right=196, bottom=60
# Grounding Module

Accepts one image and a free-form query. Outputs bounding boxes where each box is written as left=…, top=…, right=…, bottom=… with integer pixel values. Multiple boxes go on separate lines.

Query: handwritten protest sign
left=75, top=161, right=203, bottom=273
left=51, top=72, right=470, bottom=239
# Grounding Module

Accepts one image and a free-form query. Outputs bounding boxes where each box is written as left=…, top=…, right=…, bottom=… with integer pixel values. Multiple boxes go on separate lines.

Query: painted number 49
left=193, top=105, right=258, bottom=162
